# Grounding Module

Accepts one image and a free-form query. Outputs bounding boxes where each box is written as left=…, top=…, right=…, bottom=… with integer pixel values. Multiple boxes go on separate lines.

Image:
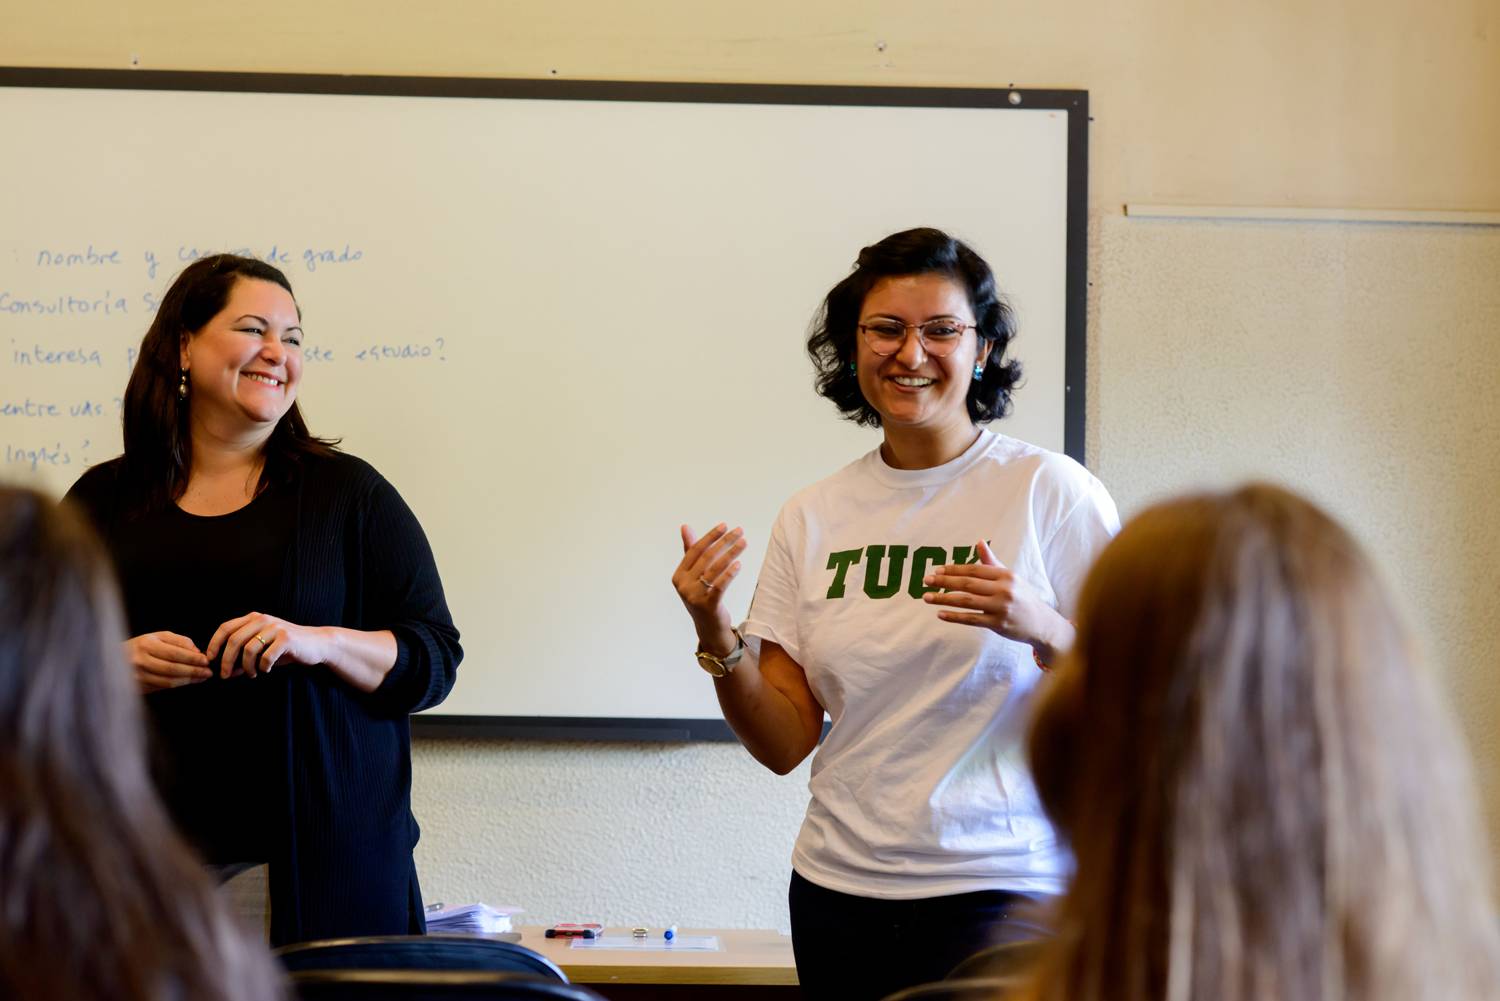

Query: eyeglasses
left=857, top=319, right=977, bottom=358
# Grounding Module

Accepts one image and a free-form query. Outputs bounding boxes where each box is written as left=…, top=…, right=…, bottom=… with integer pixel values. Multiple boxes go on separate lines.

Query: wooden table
left=516, top=926, right=800, bottom=1000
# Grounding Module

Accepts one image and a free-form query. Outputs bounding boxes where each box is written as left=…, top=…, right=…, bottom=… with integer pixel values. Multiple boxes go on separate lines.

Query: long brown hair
left=120, top=253, right=338, bottom=515
left=0, top=487, right=285, bottom=1001
left=1024, top=483, right=1500, bottom=1001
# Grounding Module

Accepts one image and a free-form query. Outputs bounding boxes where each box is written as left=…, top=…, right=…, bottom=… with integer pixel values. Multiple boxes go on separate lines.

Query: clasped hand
left=124, top=612, right=329, bottom=692
left=921, top=539, right=1072, bottom=662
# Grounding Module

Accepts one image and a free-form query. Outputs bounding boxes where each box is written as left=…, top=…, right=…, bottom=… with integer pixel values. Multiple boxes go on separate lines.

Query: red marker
left=545, top=923, right=602, bottom=939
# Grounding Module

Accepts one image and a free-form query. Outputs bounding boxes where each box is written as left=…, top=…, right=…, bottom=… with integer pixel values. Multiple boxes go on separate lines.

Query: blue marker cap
left=664, top=925, right=678, bottom=941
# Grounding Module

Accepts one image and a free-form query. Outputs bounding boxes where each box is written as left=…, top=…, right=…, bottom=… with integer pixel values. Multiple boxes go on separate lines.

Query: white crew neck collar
left=864, top=428, right=994, bottom=488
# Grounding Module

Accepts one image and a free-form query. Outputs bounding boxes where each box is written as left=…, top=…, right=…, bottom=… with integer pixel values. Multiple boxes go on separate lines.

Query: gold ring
left=254, top=634, right=268, bottom=647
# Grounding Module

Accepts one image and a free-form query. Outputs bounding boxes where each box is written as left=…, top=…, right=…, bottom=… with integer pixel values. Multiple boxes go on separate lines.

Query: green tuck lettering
left=907, top=547, right=948, bottom=598
left=950, top=544, right=977, bottom=565
left=825, top=548, right=864, bottom=599
left=863, top=545, right=909, bottom=599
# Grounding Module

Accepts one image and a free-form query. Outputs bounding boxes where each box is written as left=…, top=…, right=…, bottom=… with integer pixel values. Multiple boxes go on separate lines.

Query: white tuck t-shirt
left=741, top=429, right=1119, bottom=899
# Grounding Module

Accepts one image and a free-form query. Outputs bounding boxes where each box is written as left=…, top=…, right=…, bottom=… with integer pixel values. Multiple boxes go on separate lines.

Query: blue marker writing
left=663, top=925, right=678, bottom=941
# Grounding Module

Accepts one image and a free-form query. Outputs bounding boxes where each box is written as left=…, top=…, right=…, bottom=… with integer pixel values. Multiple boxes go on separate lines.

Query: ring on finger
left=698, top=576, right=716, bottom=590
left=253, top=634, right=268, bottom=648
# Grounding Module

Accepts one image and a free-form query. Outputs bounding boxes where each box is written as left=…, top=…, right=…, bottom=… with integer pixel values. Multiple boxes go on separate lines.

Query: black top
left=107, top=484, right=297, bottom=860
left=117, top=482, right=296, bottom=664
left=65, top=450, right=462, bottom=945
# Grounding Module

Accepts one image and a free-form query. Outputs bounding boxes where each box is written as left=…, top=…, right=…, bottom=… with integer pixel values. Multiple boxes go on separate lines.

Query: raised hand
left=672, top=523, right=746, bottom=657
left=921, top=539, right=1074, bottom=664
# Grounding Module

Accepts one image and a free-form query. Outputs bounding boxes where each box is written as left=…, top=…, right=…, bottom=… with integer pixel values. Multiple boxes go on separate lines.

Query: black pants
left=788, top=870, right=1052, bottom=1001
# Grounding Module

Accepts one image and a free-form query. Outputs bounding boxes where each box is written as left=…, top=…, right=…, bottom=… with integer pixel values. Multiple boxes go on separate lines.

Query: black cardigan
left=66, top=449, right=462, bottom=944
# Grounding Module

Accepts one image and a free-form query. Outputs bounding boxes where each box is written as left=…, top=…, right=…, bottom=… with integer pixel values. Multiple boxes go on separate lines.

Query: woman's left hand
left=922, top=540, right=1074, bottom=665
left=207, top=612, right=330, bottom=679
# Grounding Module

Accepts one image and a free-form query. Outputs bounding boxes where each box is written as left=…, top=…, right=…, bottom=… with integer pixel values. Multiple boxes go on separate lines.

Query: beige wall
left=6, top=0, right=1496, bottom=927
left=8, top=0, right=1498, bottom=211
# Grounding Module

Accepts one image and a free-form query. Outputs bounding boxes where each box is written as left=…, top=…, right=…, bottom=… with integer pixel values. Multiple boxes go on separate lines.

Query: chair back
left=289, top=969, right=608, bottom=1000
left=276, top=935, right=565, bottom=982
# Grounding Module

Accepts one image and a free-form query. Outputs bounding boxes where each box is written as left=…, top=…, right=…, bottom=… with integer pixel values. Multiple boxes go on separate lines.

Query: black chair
left=289, top=970, right=608, bottom=1001
left=945, top=938, right=1046, bottom=981
left=879, top=976, right=1027, bottom=1001
left=276, top=936, right=566, bottom=982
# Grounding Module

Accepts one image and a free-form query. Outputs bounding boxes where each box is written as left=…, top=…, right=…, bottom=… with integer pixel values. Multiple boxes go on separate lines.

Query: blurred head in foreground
left=1026, top=483, right=1500, bottom=1001
left=0, top=486, right=283, bottom=1001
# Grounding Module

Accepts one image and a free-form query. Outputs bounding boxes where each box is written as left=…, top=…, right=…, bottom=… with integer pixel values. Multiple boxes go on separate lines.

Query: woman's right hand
left=672, top=523, right=746, bottom=657
left=124, top=631, right=212, bottom=692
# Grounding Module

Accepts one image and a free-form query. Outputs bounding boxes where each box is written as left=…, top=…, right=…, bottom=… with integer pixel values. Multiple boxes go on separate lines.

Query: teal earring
left=849, top=361, right=856, bottom=374
left=972, top=363, right=984, bottom=380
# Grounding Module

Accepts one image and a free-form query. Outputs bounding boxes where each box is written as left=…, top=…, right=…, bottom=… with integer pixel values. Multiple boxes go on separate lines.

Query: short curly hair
left=806, top=227, right=1022, bottom=428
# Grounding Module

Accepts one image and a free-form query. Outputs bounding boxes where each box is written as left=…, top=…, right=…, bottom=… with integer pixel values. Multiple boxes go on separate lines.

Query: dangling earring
left=849, top=361, right=857, bottom=375
left=178, top=368, right=189, bottom=400
left=972, top=363, right=984, bottom=381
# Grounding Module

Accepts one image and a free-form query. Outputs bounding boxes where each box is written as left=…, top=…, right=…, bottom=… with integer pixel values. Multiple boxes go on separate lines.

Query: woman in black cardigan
left=65, top=253, right=461, bottom=946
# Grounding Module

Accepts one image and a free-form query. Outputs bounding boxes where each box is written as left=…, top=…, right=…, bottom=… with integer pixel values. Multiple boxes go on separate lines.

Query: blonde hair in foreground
left=0, top=487, right=284, bottom=1001
left=1024, top=483, right=1500, bottom=1001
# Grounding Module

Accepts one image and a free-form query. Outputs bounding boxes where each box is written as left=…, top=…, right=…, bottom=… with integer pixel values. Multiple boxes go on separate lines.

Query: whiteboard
left=0, top=70, right=1087, bottom=738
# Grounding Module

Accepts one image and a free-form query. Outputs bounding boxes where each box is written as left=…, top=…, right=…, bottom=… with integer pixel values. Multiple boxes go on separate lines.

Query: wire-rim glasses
left=857, top=318, right=977, bottom=358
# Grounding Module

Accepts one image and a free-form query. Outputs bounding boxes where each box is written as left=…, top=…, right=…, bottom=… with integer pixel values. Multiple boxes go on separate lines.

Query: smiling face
left=179, top=278, right=303, bottom=437
left=854, top=272, right=990, bottom=435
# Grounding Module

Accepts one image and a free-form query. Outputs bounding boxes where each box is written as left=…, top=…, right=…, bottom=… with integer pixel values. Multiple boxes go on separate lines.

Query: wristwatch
left=695, top=629, right=745, bottom=678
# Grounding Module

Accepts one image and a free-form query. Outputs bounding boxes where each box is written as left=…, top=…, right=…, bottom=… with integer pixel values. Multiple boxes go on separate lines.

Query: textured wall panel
left=1095, top=214, right=1500, bottom=838
left=411, top=738, right=811, bottom=928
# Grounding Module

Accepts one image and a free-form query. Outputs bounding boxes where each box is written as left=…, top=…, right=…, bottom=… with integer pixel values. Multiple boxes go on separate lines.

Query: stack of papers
left=426, top=903, right=521, bottom=935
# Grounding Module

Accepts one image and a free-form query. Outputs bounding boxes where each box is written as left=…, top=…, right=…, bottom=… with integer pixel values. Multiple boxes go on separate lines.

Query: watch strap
left=695, top=629, right=745, bottom=677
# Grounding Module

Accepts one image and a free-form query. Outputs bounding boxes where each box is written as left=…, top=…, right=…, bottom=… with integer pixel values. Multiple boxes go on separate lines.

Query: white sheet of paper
left=569, top=935, right=721, bottom=952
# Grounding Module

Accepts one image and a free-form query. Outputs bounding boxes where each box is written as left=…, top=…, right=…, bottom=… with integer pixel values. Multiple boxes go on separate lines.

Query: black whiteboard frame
left=0, top=66, right=1089, bottom=742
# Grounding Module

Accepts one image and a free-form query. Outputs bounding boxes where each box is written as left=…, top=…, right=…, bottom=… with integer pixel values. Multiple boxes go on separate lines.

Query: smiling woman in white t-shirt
left=671, top=227, right=1119, bottom=1001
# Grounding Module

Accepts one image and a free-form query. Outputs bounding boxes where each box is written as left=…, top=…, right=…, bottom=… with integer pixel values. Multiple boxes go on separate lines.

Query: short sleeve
left=1040, top=473, right=1120, bottom=620
left=740, top=503, right=805, bottom=665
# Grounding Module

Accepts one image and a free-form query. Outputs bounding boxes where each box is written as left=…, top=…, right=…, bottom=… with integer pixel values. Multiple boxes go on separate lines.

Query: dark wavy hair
left=119, top=254, right=338, bottom=515
left=0, top=487, right=286, bottom=1001
left=806, top=227, right=1023, bottom=427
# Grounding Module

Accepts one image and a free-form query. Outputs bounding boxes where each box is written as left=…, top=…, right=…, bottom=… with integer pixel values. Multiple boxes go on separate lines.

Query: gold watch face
left=695, top=651, right=729, bottom=677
